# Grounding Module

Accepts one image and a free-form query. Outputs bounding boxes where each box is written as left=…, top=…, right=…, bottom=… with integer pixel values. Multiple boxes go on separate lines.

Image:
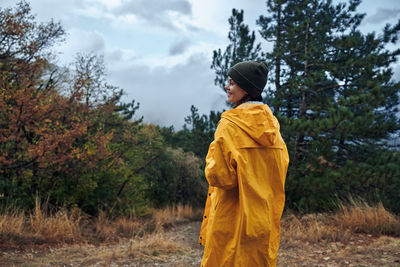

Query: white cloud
left=5, top=0, right=397, bottom=129
left=102, top=0, right=194, bottom=32
left=189, top=0, right=265, bottom=37
left=169, top=37, right=191, bottom=56
left=114, top=13, right=138, bottom=24
left=1, top=0, right=82, bottom=27
left=108, top=54, right=226, bottom=128
left=57, top=28, right=107, bottom=63
left=365, top=8, right=400, bottom=24
left=393, top=64, right=400, bottom=82
left=89, top=0, right=122, bottom=9
left=114, top=0, right=192, bottom=16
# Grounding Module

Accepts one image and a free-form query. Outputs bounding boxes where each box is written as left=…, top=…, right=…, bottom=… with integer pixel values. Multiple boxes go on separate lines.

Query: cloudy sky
left=2, top=0, right=400, bottom=128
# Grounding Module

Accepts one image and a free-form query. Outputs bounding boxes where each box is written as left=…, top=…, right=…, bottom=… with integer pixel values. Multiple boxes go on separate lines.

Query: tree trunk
left=294, top=19, right=310, bottom=161
left=273, top=0, right=282, bottom=113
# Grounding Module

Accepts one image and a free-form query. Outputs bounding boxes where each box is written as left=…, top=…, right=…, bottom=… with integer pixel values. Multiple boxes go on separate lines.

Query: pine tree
left=211, top=9, right=262, bottom=91
left=214, top=0, right=400, bottom=212
left=164, top=105, right=221, bottom=159
left=258, top=0, right=400, bottom=212
left=257, top=0, right=285, bottom=113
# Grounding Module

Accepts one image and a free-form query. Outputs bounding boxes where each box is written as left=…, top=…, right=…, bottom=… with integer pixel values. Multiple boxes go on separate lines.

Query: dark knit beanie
left=227, top=61, right=269, bottom=98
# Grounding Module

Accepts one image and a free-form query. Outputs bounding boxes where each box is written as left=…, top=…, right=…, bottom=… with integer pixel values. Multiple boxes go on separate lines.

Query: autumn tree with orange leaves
left=0, top=1, right=116, bottom=210
left=0, top=1, right=207, bottom=215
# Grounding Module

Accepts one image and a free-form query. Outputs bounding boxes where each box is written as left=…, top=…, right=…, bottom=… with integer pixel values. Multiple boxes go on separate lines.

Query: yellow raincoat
left=199, top=102, right=289, bottom=267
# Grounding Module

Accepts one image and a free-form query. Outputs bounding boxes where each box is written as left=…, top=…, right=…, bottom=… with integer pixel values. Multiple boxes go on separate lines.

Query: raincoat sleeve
left=205, top=119, right=238, bottom=190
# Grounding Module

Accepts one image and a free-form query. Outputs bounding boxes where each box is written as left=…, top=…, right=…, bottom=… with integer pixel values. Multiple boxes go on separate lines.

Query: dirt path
left=171, top=222, right=400, bottom=267
left=278, top=234, right=400, bottom=266
left=0, top=222, right=204, bottom=267
left=1, top=221, right=400, bottom=266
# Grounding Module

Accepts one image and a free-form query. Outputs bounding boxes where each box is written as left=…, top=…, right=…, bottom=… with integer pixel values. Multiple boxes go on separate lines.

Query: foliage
left=0, top=1, right=111, bottom=210
left=144, top=146, right=207, bottom=208
left=263, top=0, right=400, bottom=212
left=71, top=52, right=123, bottom=108
left=211, top=9, right=263, bottom=92
left=213, top=0, right=400, bottom=213
left=158, top=106, right=223, bottom=207
left=163, top=105, right=221, bottom=160
left=0, top=1, right=206, bottom=216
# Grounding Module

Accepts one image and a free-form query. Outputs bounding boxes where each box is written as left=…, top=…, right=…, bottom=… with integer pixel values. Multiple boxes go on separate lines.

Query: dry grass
left=281, top=212, right=352, bottom=243
left=0, top=208, right=25, bottom=238
left=88, top=232, right=187, bottom=266
left=94, top=211, right=145, bottom=242
left=115, top=216, right=145, bottom=237
left=75, top=228, right=187, bottom=265
left=1, top=202, right=400, bottom=266
left=126, top=232, right=185, bottom=258
left=281, top=201, right=400, bottom=245
left=29, top=200, right=84, bottom=243
left=153, top=204, right=203, bottom=231
left=0, top=231, right=188, bottom=266
left=334, top=201, right=400, bottom=236
left=0, top=203, right=203, bottom=248
left=0, top=202, right=84, bottom=245
left=2, top=200, right=398, bottom=250
left=94, top=211, right=119, bottom=242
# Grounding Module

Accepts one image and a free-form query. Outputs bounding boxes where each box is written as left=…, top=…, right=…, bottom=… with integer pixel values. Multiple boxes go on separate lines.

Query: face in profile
left=225, top=77, right=247, bottom=104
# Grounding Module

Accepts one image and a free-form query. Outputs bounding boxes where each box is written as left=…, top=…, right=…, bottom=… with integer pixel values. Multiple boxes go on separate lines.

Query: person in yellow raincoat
left=199, top=61, right=289, bottom=267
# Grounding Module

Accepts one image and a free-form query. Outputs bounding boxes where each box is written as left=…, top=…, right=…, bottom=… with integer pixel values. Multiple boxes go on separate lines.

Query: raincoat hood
left=221, top=102, right=280, bottom=148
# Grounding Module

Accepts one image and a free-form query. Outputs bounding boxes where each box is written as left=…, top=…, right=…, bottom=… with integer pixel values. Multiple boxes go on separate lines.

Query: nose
left=224, top=84, right=229, bottom=91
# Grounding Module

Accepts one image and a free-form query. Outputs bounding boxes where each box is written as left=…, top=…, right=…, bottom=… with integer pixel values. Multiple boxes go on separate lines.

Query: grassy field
left=1, top=202, right=400, bottom=266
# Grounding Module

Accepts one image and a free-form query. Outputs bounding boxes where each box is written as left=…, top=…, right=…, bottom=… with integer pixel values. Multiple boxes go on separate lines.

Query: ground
left=1, top=221, right=400, bottom=266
